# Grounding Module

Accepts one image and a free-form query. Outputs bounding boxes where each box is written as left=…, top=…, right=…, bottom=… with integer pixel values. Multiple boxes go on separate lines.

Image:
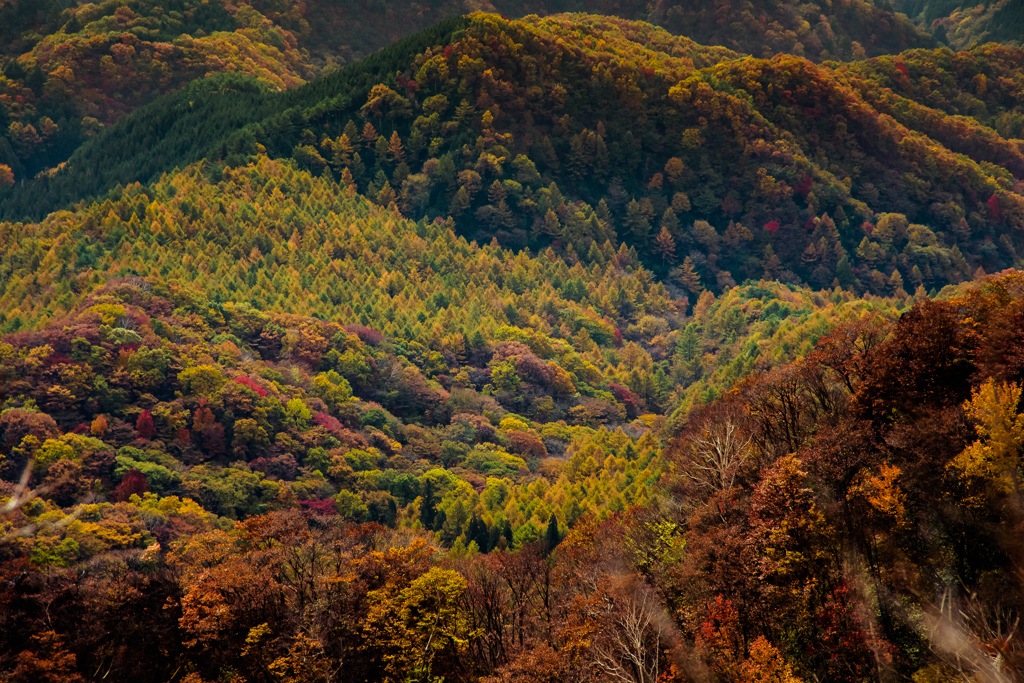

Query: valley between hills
left=1, top=2, right=1024, bottom=682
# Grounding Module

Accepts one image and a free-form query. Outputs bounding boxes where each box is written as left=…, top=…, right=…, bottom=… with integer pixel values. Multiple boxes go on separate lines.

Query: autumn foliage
left=2, top=3, right=1024, bottom=682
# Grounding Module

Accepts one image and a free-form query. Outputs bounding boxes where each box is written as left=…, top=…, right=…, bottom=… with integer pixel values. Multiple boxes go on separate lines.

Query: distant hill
left=0, top=0, right=318, bottom=180
left=515, top=0, right=936, bottom=60
left=0, top=153, right=906, bottom=407
left=893, top=0, right=1024, bottom=49
left=284, top=0, right=938, bottom=62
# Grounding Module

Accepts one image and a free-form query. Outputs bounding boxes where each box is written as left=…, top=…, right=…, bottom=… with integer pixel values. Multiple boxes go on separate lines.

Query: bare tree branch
left=0, top=463, right=84, bottom=547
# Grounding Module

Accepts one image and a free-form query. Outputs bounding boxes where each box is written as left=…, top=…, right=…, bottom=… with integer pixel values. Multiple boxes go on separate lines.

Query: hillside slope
left=2, top=6, right=1022, bottom=683
left=658, top=271, right=1024, bottom=682
left=894, top=0, right=1024, bottom=49
left=514, top=0, right=936, bottom=60
left=0, top=204, right=1018, bottom=682
left=0, top=154, right=913, bottom=683
left=0, top=0, right=944, bottom=184
left=0, top=0, right=317, bottom=180
left=5, top=13, right=1023, bottom=299
left=0, top=151, right=905, bottom=579
left=0, top=154, right=906, bottom=406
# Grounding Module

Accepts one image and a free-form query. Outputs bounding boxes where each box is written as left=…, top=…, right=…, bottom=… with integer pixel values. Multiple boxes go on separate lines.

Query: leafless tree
left=683, top=419, right=751, bottom=494
left=1, top=463, right=83, bottom=547
left=591, top=580, right=676, bottom=683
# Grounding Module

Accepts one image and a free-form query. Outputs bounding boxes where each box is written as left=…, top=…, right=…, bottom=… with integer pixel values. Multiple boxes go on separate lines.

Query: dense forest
left=0, top=157, right=906, bottom=412
left=6, top=13, right=1024, bottom=296
left=3, top=229, right=1024, bottom=680
left=5, top=0, right=1019, bottom=188
left=0, top=0, right=998, bottom=185
left=0, top=155, right=915, bottom=681
left=0, top=0, right=316, bottom=180
left=543, top=0, right=936, bottom=60
left=893, top=0, right=1024, bottom=49
left=3, top=2, right=1024, bottom=682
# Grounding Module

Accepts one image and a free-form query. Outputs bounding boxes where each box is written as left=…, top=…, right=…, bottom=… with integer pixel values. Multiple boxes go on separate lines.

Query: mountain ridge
left=0, top=0, right=963, bottom=187
left=2, top=6, right=1024, bottom=682
left=4, top=13, right=1022, bottom=303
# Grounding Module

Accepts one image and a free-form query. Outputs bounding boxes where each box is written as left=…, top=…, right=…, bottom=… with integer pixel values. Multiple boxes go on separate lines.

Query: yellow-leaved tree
left=362, top=567, right=478, bottom=682
left=951, top=379, right=1024, bottom=496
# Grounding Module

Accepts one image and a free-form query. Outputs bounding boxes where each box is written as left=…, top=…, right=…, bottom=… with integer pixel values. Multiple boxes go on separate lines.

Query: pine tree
left=360, top=122, right=378, bottom=148
left=676, top=322, right=700, bottom=362
left=597, top=199, right=615, bottom=230
left=889, top=268, right=905, bottom=295
left=834, top=205, right=849, bottom=228
left=468, top=514, right=490, bottom=552
left=343, top=120, right=360, bottom=142
left=675, top=256, right=702, bottom=294
left=856, top=237, right=881, bottom=266
left=763, top=244, right=783, bottom=279
left=377, top=181, right=398, bottom=206
left=374, top=135, right=389, bottom=162
left=469, top=329, right=486, bottom=351
left=388, top=131, right=406, bottom=164
left=419, top=479, right=435, bottom=529
left=653, top=225, right=677, bottom=263
left=455, top=99, right=476, bottom=125
left=349, top=152, right=366, bottom=183
left=546, top=182, right=565, bottom=210
left=836, top=255, right=857, bottom=288
left=910, top=265, right=924, bottom=286
left=625, top=199, right=651, bottom=247
left=487, top=180, right=507, bottom=204
left=951, top=245, right=971, bottom=279
left=545, top=514, right=561, bottom=553
left=568, top=131, right=589, bottom=181
left=495, top=199, right=516, bottom=229
left=332, top=133, right=354, bottom=170
left=449, top=186, right=471, bottom=217
left=660, top=208, right=679, bottom=235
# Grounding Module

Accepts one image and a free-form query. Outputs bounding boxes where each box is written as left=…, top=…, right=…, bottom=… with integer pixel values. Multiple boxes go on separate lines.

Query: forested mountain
left=3, top=3, right=1024, bottom=682
left=0, top=153, right=920, bottom=681
left=0, top=155, right=906, bottom=409
left=285, top=0, right=938, bottom=62
left=0, top=0, right=317, bottom=181
left=2, top=188, right=1022, bottom=680
left=523, top=0, right=936, bottom=60
left=894, top=0, right=1024, bottom=49
left=0, top=0, right=949, bottom=186
left=5, top=13, right=1024, bottom=299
